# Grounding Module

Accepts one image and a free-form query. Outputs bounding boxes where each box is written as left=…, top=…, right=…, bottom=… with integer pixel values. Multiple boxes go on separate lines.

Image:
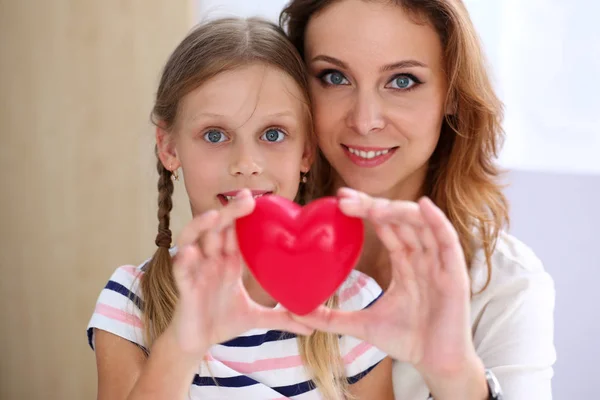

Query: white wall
left=466, top=0, right=600, bottom=175
left=196, top=0, right=288, bottom=23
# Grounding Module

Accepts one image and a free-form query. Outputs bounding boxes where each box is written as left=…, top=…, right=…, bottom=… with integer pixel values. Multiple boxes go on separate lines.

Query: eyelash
left=201, top=127, right=289, bottom=144
left=316, top=69, right=423, bottom=92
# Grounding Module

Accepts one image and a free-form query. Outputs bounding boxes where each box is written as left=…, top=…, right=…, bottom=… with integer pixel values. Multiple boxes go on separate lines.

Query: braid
left=155, top=153, right=174, bottom=248
left=139, top=149, right=178, bottom=346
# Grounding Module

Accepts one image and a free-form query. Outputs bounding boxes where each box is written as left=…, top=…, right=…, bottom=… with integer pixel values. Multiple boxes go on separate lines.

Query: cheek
left=387, top=93, right=445, bottom=143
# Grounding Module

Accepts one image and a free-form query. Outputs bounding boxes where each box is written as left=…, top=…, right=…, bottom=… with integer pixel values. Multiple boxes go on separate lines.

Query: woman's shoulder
left=470, top=231, right=552, bottom=294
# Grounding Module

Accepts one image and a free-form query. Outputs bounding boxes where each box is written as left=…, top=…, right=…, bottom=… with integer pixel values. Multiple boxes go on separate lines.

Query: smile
left=341, top=144, right=398, bottom=167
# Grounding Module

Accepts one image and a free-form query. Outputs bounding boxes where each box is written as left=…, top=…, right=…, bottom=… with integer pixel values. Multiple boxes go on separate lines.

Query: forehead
left=178, top=63, right=308, bottom=125
left=305, top=0, right=443, bottom=69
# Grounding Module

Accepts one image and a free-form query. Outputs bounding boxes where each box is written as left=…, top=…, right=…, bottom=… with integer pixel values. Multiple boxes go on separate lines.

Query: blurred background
left=0, top=0, right=598, bottom=398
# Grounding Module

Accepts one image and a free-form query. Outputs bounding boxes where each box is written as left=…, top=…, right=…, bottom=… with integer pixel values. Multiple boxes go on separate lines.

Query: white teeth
left=223, top=193, right=266, bottom=201
left=347, top=146, right=392, bottom=159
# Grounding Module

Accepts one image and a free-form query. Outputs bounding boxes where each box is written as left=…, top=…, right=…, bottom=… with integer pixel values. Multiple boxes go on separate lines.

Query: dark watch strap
left=426, top=369, right=503, bottom=400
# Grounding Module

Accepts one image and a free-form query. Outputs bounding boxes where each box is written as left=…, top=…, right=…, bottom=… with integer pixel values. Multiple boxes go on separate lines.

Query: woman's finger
left=337, top=188, right=376, bottom=218
left=368, top=200, right=423, bottom=228
left=395, top=223, right=423, bottom=253
left=418, top=197, right=465, bottom=269
left=417, top=223, right=441, bottom=274
left=291, top=306, right=370, bottom=340
left=372, top=221, right=403, bottom=253
left=253, top=308, right=315, bottom=336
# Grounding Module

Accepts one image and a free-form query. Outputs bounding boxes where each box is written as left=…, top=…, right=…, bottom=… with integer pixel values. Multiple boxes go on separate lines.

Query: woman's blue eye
left=321, top=71, right=349, bottom=86
left=203, top=129, right=227, bottom=143
left=388, top=75, right=417, bottom=90
left=261, top=128, right=285, bottom=142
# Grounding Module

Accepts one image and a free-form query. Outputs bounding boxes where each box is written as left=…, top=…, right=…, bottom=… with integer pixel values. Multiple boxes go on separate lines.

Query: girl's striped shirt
left=87, top=257, right=386, bottom=399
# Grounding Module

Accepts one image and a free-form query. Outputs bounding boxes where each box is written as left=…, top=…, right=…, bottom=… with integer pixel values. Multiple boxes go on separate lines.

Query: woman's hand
left=293, top=188, right=487, bottom=399
left=167, top=189, right=313, bottom=361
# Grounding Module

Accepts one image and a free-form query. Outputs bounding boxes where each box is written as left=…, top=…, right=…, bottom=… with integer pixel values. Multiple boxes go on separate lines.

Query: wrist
left=159, top=326, right=209, bottom=369
left=421, top=353, right=488, bottom=400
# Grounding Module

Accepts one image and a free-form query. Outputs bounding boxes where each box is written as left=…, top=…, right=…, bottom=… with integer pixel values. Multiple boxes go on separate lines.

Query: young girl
left=87, top=18, right=393, bottom=400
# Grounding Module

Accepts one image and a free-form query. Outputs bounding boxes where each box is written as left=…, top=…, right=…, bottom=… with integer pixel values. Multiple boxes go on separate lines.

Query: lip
left=217, top=189, right=273, bottom=205
left=341, top=144, right=398, bottom=168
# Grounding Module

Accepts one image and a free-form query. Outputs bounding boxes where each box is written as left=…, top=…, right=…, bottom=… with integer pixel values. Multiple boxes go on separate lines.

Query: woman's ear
left=445, top=90, right=458, bottom=115
left=155, top=124, right=180, bottom=171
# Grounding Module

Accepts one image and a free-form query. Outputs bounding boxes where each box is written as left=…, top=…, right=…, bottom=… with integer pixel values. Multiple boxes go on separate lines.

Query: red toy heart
left=235, top=195, right=364, bottom=315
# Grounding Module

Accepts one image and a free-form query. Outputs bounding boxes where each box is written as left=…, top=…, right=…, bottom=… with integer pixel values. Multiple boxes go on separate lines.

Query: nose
left=228, top=142, right=263, bottom=176
left=346, top=88, right=386, bottom=135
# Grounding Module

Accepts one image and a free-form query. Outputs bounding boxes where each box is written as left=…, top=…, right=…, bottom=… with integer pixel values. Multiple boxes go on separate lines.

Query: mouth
left=341, top=144, right=399, bottom=167
left=217, top=189, right=273, bottom=205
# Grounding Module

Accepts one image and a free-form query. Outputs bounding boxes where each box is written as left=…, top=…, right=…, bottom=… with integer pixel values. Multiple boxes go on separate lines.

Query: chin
left=342, top=173, right=397, bottom=198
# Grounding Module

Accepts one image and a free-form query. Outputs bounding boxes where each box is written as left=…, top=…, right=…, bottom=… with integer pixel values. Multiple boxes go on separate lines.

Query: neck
left=332, top=163, right=430, bottom=288
left=242, top=268, right=278, bottom=308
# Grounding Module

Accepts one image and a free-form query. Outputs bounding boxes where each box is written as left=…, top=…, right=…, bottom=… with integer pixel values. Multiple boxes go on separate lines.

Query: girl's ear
left=155, top=124, right=180, bottom=171
left=300, top=141, right=314, bottom=174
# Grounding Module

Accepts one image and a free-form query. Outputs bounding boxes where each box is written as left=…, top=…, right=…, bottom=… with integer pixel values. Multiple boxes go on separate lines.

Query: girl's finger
left=224, top=224, right=239, bottom=257
left=221, top=227, right=242, bottom=282
left=176, top=210, right=219, bottom=249
left=172, top=244, right=202, bottom=286
left=215, top=189, right=256, bottom=231
left=201, top=227, right=223, bottom=259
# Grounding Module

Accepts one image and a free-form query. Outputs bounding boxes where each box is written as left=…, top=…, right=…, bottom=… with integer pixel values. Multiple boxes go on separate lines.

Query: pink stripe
left=339, top=273, right=369, bottom=303
left=95, top=303, right=143, bottom=328
left=217, top=355, right=303, bottom=374
left=121, top=265, right=142, bottom=278
left=206, top=340, right=372, bottom=375
left=342, top=340, right=373, bottom=364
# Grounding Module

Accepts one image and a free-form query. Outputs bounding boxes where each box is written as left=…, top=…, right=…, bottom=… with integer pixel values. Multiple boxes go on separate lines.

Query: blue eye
left=203, top=129, right=227, bottom=143
left=320, top=70, right=349, bottom=86
left=387, top=74, right=419, bottom=90
left=261, top=128, right=285, bottom=142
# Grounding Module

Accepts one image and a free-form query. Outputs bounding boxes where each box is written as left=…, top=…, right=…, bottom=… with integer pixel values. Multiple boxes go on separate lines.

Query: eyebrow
left=311, top=55, right=428, bottom=72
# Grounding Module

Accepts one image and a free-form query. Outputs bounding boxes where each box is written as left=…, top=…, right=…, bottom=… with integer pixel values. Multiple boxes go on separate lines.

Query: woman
left=280, top=0, right=556, bottom=399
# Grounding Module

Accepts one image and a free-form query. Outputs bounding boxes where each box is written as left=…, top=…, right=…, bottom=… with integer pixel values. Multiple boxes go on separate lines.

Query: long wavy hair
left=281, top=0, right=510, bottom=287
left=141, top=17, right=346, bottom=399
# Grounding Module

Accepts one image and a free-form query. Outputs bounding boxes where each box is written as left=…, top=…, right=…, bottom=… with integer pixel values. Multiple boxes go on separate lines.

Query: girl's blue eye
left=321, top=71, right=349, bottom=86
left=388, top=75, right=417, bottom=90
left=203, top=129, right=227, bottom=143
left=261, top=128, right=285, bottom=142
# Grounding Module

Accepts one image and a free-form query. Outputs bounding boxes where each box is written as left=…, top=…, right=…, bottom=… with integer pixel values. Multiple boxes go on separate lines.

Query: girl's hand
left=293, top=188, right=486, bottom=398
left=168, top=189, right=313, bottom=361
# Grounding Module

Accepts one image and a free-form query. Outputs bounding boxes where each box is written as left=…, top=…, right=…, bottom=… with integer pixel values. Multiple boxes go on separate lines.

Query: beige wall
left=0, top=1, right=194, bottom=398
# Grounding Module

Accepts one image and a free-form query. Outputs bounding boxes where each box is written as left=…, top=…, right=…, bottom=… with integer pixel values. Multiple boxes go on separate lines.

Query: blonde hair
left=141, top=17, right=347, bottom=399
left=281, top=0, right=509, bottom=290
